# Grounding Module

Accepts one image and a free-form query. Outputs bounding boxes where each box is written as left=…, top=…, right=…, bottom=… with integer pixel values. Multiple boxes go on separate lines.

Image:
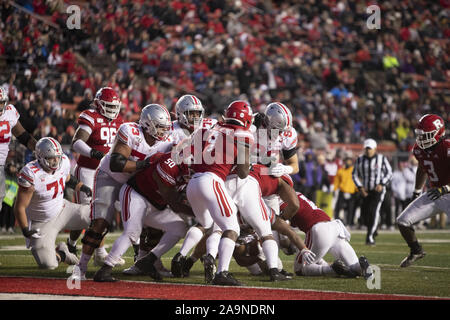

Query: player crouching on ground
left=286, top=192, right=372, bottom=279
left=14, top=138, right=92, bottom=269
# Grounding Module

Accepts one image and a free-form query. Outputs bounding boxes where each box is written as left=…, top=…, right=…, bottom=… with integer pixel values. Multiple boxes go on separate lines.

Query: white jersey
left=170, top=118, right=217, bottom=145
left=250, top=124, right=298, bottom=165
left=98, top=122, right=174, bottom=184
left=18, top=155, right=71, bottom=223
left=0, top=104, right=20, bottom=165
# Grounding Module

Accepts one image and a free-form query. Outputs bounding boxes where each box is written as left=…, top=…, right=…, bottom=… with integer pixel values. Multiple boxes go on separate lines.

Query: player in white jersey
left=71, top=104, right=173, bottom=280
left=127, top=95, right=216, bottom=277
left=0, top=87, right=37, bottom=212
left=14, top=138, right=92, bottom=269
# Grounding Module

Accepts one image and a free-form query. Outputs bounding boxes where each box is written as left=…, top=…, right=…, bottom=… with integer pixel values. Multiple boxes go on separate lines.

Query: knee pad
left=81, top=229, right=108, bottom=249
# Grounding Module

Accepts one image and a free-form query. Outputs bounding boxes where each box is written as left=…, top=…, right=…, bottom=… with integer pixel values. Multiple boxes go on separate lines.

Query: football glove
left=427, top=185, right=450, bottom=201
left=300, top=248, right=316, bottom=265
left=80, top=184, right=92, bottom=197
left=269, top=163, right=293, bottom=177
left=90, top=149, right=105, bottom=160
left=22, top=227, right=41, bottom=239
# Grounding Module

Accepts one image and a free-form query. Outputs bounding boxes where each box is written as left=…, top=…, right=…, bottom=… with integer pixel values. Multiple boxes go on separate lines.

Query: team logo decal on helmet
left=415, top=114, right=445, bottom=149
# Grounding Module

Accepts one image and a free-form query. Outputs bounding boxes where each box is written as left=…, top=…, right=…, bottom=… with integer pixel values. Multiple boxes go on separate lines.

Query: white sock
left=206, top=231, right=221, bottom=258
left=78, top=253, right=91, bottom=274
left=179, top=226, right=204, bottom=257
left=95, top=246, right=108, bottom=256
left=104, top=234, right=131, bottom=267
left=152, top=232, right=181, bottom=258
left=262, top=239, right=279, bottom=269
left=301, top=263, right=334, bottom=276
left=247, top=263, right=263, bottom=275
left=217, top=237, right=235, bottom=273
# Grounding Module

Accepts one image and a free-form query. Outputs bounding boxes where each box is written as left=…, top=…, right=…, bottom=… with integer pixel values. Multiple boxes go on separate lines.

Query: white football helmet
left=139, top=104, right=172, bottom=141
left=175, top=95, right=204, bottom=130
left=35, top=137, right=63, bottom=171
left=264, top=102, right=293, bottom=132
left=0, top=87, right=8, bottom=116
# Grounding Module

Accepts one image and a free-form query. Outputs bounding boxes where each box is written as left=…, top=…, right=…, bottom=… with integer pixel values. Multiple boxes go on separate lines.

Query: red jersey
left=412, top=139, right=450, bottom=188
left=128, top=153, right=189, bottom=209
left=280, top=192, right=330, bottom=233
left=76, top=109, right=124, bottom=169
left=190, top=123, right=254, bottom=181
left=248, top=164, right=294, bottom=197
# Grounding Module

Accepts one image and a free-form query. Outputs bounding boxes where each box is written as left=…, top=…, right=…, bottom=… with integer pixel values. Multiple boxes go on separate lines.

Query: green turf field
left=1, top=229, right=449, bottom=298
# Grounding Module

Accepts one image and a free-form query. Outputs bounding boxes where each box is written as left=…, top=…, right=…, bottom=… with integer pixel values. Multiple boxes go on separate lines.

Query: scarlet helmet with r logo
left=415, top=114, right=446, bottom=149
left=93, top=87, right=121, bottom=120
left=223, top=100, right=253, bottom=130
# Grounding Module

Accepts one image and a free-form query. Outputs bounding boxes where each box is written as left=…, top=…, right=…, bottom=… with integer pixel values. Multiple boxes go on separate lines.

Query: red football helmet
left=93, top=87, right=121, bottom=120
left=223, top=100, right=253, bottom=130
left=415, top=114, right=446, bottom=149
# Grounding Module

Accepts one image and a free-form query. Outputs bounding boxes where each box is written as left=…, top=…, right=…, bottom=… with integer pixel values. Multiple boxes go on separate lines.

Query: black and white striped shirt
left=352, top=154, right=393, bottom=191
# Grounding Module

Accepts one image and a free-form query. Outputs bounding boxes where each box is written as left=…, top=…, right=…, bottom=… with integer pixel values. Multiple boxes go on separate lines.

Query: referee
left=352, top=139, right=393, bottom=245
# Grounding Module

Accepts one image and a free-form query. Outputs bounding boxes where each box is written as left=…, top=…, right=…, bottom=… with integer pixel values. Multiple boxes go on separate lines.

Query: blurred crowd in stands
left=0, top=0, right=448, bottom=231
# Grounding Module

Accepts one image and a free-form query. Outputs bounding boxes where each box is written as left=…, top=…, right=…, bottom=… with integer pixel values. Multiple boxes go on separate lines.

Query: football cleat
left=331, top=260, right=358, bottom=278
left=66, top=238, right=78, bottom=256
left=182, top=257, right=195, bottom=277
left=212, top=271, right=243, bottom=286
left=56, top=242, right=79, bottom=265
left=122, top=264, right=144, bottom=276
left=269, top=268, right=291, bottom=281
left=135, top=252, right=162, bottom=281
left=279, top=269, right=294, bottom=278
left=203, top=254, right=217, bottom=284
left=171, top=252, right=186, bottom=278
left=359, top=256, right=373, bottom=280
left=155, top=258, right=173, bottom=278
left=94, top=250, right=125, bottom=267
left=400, top=250, right=426, bottom=268
left=93, top=264, right=118, bottom=282
left=70, top=265, right=87, bottom=281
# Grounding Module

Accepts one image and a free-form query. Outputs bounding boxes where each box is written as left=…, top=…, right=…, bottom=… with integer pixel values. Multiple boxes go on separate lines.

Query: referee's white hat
left=363, top=138, right=377, bottom=149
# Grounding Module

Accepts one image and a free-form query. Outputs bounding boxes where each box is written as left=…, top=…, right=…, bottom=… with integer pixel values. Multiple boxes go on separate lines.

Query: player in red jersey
left=182, top=100, right=254, bottom=286
left=69, top=87, right=124, bottom=264
left=93, top=152, right=192, bottom=281
left=282, top=192, right=372, bottom=279
left=397, top=114, right=450, bottom=267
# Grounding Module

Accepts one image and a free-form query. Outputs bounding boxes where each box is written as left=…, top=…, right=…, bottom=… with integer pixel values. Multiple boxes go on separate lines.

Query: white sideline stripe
left=0, top=293, right=131, bottom=300
left=0, top=275, right=448, bottom=300
left=377, top=263, right=450, bottom=271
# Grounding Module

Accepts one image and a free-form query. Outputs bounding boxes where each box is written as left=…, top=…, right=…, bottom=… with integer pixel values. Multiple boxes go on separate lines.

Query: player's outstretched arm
left=277, top=179, right=299, bottom=221
left=12, top=121, right=36, bottom=151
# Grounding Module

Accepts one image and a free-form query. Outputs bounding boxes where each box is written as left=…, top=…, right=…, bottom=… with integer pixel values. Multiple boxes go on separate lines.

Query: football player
left=286, top=192, right=372, bottom=279
left=133, top=94, right=216, bottom=276
left=93, top=152, right=192, bottom=282
left=396, top=114, right=450, bottom=267
left=14, top=138, right=92, bottom=269
left=70, top=87, right=124, bottom=264
left=168, top=100, right=254, bottom=286
left=0, top=87, right=37, bottom=213
left=71, top=104, right=173, bottom=280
